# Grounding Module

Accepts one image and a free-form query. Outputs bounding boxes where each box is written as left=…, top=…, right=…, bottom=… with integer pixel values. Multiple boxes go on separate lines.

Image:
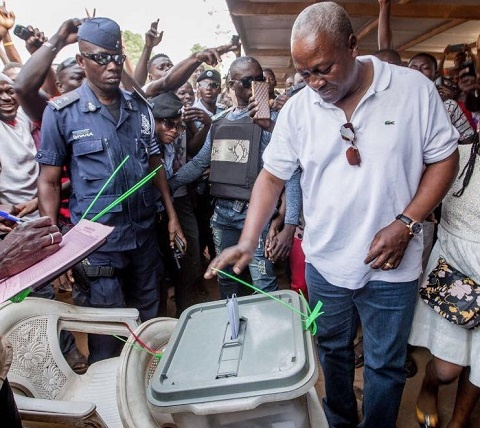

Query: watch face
left=411, top=222, right=423, bottom=235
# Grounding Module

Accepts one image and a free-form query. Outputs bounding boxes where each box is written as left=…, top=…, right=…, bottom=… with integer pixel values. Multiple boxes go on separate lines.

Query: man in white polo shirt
left=206, top=3, right=459, bottom=427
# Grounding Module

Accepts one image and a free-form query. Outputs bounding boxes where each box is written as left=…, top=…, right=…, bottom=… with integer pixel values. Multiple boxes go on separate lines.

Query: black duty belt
left=83, top=266, right=115, bottom=278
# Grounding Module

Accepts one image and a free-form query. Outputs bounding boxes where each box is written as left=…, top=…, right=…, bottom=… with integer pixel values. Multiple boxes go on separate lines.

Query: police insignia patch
left=141, top=113, right=151, bottom=135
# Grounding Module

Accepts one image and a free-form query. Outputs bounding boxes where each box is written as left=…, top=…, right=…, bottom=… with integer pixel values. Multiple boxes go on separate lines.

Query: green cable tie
left=213, top=268, right=323, bottom=335
left=10, top=288, right=31, bottom=303
left=113, top=334, right=163, bottom=360
left=305, top=301, right=323, bottom=336
left=298, top=289, right=324, bottom=335
left=81, top=155, right=130, bottom=220
left=213, top=268, right=306, bottom=318
left=91, top=164, right=163, bottom=222
left=298, top=290, right=318, bottom=335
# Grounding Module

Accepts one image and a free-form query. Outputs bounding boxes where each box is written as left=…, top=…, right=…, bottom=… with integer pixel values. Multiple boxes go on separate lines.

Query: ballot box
left=147, top=290, right=328, bottom=428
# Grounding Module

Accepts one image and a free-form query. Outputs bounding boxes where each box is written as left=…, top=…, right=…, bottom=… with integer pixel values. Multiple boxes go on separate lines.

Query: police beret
left=197, top=69, right=221, bottom=84
left=77, top=18, right=122, bottom=51
left=151, top=92, right=183, bottom=120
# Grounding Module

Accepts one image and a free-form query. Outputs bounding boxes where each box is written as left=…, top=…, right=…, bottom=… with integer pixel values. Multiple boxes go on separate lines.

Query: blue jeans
left=211, top=198, right=277, bottom=299
left=306, top=263, right=418, bottom=428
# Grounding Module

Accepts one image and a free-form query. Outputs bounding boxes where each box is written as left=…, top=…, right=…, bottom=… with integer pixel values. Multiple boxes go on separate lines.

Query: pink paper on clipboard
left=0, top=220, right=113, bottom=303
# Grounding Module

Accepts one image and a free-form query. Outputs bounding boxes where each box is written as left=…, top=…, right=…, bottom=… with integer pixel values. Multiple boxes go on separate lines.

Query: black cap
left=151, top=92, right=183, bottom=119
left=56, top=57, right=77, bottom=76
left=197, top=69, right=221, bottom=84
left=77, top=17, right=122, bottom=51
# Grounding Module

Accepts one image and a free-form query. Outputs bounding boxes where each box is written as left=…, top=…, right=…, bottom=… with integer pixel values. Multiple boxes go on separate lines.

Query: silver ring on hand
left=49, top=233, right=54, bottom=245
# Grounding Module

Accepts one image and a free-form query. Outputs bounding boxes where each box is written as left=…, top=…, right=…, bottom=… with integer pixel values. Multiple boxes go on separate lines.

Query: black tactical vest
left=209, top=116, right=263, bottom=200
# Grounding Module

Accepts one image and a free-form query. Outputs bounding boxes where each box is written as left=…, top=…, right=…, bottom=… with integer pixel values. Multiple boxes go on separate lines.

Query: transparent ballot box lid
left=148, top=290, right=318, bottom=412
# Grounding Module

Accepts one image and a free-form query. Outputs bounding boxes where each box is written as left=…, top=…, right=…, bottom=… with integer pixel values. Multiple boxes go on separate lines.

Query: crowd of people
left=0, top=0, right=479, bottom=427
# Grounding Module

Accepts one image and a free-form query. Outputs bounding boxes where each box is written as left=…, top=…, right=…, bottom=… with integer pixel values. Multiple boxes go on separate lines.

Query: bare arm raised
left=377, top=0, right=393, bottom=50
left=134, top=19, right=163, bottom=86
left=14, top=18, right=82, bottom=122
left=145, top=42, right=239, bottom=97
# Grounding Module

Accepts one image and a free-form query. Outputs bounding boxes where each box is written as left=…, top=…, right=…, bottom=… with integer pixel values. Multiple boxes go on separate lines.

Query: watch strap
left=395, top=213, right=413, bottom=226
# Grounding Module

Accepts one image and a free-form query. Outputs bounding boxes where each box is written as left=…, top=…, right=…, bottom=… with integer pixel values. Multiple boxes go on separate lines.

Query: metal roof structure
left=226, top=0, right=480, bottom=85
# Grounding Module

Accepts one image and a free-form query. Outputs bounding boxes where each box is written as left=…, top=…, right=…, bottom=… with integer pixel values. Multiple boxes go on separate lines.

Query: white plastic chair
left=117, top=317, right=178, bottom=428
left=0, top=297, right=140, bottom=427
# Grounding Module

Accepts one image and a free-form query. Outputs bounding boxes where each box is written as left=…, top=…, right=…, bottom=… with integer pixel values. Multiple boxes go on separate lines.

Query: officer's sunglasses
left=198, top=81, right=221, bottom=89
left=230, top=74, right=265, bottom=89
left=81, top=52, right=126, bottom=66
left=161, top=119, right=186, bottom=133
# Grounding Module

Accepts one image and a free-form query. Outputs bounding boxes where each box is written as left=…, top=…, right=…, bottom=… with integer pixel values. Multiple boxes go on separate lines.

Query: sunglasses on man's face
left=198, top=81, right=220, bottom=89
left=161, top=118, right=186, bottom=133
left=340, top=122, right=361, bottom=166
left=81, top=52, right=126, bottom=66
left=231, top=74, right=265, bottom=89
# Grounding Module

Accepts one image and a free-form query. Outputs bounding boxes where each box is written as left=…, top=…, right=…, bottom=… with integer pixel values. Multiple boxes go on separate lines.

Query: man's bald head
left=229, top=56, right=262, bottom=79
left=291, top=2, right=353, bottom=50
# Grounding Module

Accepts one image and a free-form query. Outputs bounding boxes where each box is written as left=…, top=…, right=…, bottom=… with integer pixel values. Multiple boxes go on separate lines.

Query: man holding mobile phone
left=169, top=56, right=301, bottom=299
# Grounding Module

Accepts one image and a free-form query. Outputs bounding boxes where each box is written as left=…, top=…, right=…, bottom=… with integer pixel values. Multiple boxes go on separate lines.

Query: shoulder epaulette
left=48, top=91, right=80, bottom=110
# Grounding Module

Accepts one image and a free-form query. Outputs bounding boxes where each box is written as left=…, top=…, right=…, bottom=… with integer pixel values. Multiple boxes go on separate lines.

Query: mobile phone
left=231, top=35, right=240, bottom=45
left=13, top=24, right=34, bottom=41
left=251, top=80, right=270, bottom=120
left=462, top=60, right=476, bottom=77
left=174, top=234, right=186, bottom=254
left=448, top=43, right=467, bottom=53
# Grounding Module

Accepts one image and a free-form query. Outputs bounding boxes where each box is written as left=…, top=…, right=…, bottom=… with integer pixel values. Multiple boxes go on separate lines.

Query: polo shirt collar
left=308, top=55, right=392, bottom=108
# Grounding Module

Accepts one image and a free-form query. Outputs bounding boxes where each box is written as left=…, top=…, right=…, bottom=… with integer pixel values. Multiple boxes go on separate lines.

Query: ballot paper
left=227, top=294, right=240, bottom=339
left=0, top=220, right=113, bottom=304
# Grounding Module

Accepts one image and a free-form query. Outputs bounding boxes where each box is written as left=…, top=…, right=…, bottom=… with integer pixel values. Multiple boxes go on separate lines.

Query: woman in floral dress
left=409, top=122, right=480, bottom=427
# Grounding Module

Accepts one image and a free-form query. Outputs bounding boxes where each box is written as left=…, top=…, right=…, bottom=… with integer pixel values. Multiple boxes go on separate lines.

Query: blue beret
left=77, top=18, right=122, bottom=51
left=151, top=92, right=183, bottom=120
left=197, top=69, right=221, bottom=84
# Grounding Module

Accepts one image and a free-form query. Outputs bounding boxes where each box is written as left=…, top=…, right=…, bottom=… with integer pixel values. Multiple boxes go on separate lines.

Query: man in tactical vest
left=169, top=56, right=301, bottom=298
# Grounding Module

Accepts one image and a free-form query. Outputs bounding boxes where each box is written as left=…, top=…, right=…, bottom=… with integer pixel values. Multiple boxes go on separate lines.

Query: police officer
left=36, top=17, right=183, bottom=363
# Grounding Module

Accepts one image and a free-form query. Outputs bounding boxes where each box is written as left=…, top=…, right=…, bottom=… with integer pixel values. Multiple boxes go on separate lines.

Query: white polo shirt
left=263, top=55, right=459, bottom=289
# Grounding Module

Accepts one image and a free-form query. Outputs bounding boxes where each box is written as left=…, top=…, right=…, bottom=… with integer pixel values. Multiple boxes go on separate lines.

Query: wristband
left=3, top=42, right=13, bottom=47
left=43, top=41, right=57, bottom=53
